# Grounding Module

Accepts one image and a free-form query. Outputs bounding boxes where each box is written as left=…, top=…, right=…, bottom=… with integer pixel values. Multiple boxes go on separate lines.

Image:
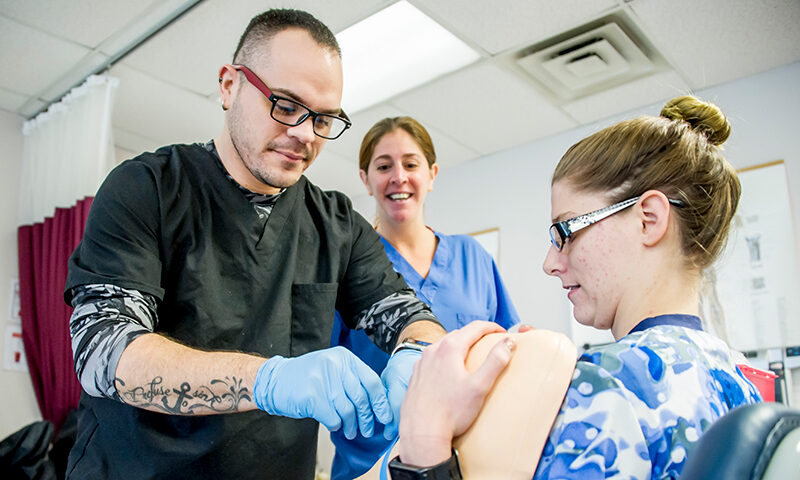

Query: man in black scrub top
left=63, top=9, right=446, bottom=480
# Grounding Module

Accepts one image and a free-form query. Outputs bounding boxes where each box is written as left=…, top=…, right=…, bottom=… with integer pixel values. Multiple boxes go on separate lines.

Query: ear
left=637, top=190, right=671, bottom=247
left=218, top=64, right=238, bottom=111
left=428, top=163, right=439, bottom=191
left=359, top=169, right=373, bottom=196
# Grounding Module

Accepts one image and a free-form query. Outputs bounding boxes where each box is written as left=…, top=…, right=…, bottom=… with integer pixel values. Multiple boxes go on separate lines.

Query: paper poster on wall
left=4, top=324, right=28, bottom=372
left=9, top=277, right=21, bottom=324
left=469, top=228, right=500, bottom=261
left=715, top=161, right=800, bottom=351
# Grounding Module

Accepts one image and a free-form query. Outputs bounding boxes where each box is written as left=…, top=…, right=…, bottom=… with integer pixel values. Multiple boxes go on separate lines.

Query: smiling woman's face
left=360, top=128, right=438, bottom=226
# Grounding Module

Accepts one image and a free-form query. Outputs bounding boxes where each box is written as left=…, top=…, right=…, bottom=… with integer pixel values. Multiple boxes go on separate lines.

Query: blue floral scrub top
left=330, top=231, right=520, bottom=479
left=533, top=314, right=762, bottom=479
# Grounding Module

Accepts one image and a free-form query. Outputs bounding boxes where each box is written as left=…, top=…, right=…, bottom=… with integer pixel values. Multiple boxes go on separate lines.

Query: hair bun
left=660, top=95, right=731, bottom=146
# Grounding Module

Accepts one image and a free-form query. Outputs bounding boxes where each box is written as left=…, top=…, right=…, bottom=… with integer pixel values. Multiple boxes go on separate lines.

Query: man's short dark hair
left=233, top=9, right=341, bottom=65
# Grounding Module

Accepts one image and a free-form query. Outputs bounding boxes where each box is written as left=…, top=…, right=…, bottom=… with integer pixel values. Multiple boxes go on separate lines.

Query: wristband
left=391, top=338, right=431, bottom=356
left=388, top=449, right=462, bottom=480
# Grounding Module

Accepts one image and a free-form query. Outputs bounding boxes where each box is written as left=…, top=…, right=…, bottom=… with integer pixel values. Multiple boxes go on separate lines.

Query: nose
left=542, top=244, right=563, bottom=277
left=286, top=116, right=317, bottom=145
left=390, top=165, right=408, bottom=183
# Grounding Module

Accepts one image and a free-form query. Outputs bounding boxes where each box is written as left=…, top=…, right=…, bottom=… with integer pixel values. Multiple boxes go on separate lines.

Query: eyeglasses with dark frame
left=549, top=195, right=685, bottom=251
left=231, top=64, right=352, bottom=140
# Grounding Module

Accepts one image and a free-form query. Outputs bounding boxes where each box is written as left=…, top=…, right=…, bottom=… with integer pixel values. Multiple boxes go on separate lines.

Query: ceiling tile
left=414, top=0, right=618, bottom=54
left=119, top=0, right=389, bottom=98
left=392, top=62, right=578, bottom=155
left=425, top=128, right=481, bottom=170
left=0, top=0, right=155, bottom=48
left=630, top=0, right=800, bottom=89
left=18, top=99, right=47, bottom=118
left=562, top=70, right=690, bottom=124
left=324, top=102, right=480, bottom=172
left=324, top=103, right=408, bottom=161
left=0, top=16, right=90, bottom=96
left=0, top=87, right=29, bottom=114
left=109, top=64, right=222, bottom=148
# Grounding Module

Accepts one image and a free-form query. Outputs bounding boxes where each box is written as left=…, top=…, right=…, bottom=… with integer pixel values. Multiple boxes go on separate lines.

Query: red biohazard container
left=737, top=364, right=777, bottom=402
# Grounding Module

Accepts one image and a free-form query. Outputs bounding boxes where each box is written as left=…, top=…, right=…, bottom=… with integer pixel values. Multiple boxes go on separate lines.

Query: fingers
left=353, top=360, right=393, bottom=426
left=471, top=336, right=515, bottom=397
left=383, top=380, right=404, bottom=440
left=518, top=324, right=536, bottom=333
left=326, top=349, right=394, bottom=439
left=436, top=320, right=506, bottom=356
left=315, top=399, right=344, bottom=434
left=379, top=347, right=420, bottom=441
left=340, top=369, right=374, bottom=438
left=330, top=390, right=358, bottom=439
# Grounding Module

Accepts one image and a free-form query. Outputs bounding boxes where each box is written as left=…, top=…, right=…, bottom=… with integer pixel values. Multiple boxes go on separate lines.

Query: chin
left=380, top=208, right=410, bottom=224
left=573, top=311, right=602, bottom=330
left=574, top=317, right=595, bottom=329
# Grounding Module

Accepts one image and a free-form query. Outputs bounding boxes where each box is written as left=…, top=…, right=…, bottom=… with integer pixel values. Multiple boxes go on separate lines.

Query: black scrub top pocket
left=290, top=283, right=338, bottom=356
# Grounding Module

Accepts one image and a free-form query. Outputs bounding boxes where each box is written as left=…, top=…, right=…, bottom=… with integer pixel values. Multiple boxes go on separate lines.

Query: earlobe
left=359, top=170, right=373, bottom=196
left=428, top=164, right=439, bottom=192
left=218, top=65, right=236, bottom=111
left=638, top=191, right=670, bottom=247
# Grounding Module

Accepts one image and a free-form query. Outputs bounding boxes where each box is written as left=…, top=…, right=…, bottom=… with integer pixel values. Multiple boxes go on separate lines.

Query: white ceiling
left=2, top=0, right=799, bottom=198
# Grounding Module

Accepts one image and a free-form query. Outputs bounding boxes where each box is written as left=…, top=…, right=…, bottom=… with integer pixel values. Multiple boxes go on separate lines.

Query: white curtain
left=19, top=74, right=119, bottom=225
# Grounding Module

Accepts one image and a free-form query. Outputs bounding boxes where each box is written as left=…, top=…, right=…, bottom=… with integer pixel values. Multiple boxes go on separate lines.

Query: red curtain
left=17, top=197, right=93, bottom=431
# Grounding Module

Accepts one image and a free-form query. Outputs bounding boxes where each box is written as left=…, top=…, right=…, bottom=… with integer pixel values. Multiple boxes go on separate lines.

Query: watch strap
left=391, top=338, right=431, bottom=356
left=388, top=449, right=462, bottom=480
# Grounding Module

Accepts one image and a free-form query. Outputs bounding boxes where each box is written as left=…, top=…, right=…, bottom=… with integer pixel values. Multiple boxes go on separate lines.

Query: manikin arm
left=454, top=329, right=576, bottom=478
left=387, top=325, right=576, bottom=479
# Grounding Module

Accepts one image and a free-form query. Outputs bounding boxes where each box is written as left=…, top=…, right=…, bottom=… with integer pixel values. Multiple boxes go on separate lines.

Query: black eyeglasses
left=231, top=64, right=351, bottom=140
left=549, top=195, right=685, bottom=250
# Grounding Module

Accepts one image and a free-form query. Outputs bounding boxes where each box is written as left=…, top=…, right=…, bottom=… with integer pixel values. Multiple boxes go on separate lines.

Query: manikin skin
left=370, top=330, right=576, bottom=479
left=454, top=330, right=577, bottom=479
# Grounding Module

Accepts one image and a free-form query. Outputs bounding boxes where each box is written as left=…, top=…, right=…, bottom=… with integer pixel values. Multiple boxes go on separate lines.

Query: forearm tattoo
left=71, top=284, right=254, bottom=414
left=70, top=284, right=158, bottom=400
left=115, top=375, right=251, bottom=415
left=355, top=289, right=438, bottom=353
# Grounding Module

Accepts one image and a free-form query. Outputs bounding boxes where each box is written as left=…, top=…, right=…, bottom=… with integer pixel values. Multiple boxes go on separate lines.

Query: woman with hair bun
left=388, top=96, right=761, bottom=479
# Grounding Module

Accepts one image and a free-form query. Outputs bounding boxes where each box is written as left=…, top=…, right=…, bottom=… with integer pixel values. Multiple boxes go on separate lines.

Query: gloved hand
left=254, top=346, right=393, bottom=440
left=380, top=348, right=422, bottom=440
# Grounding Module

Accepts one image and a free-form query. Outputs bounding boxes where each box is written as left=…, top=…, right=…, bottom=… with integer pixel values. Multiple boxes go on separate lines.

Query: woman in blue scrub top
left=329, top=116, right=520, bottom=478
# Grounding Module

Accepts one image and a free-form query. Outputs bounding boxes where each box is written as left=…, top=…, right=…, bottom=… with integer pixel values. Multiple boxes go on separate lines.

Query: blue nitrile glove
left=254, top=346, right=393, bottom=440
left=380, top=348, right=422, bottom=440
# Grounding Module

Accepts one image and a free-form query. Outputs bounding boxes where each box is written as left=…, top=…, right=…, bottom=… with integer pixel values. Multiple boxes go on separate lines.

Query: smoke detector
left=517, top=22, right=656, bottom=100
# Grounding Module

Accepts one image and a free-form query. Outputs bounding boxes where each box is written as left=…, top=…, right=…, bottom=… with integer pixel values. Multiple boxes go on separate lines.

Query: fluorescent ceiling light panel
left=337, top=1, right=480, bottom=113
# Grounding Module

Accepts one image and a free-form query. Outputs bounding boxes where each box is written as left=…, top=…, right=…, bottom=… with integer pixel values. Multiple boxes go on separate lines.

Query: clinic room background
left=1, top=0, right=799, bottom=469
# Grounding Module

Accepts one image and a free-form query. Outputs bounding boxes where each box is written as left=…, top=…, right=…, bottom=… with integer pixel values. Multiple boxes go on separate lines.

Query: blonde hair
left=359, top=117, right=436, bottom=172
left=552, top=95, right=740, bottom=270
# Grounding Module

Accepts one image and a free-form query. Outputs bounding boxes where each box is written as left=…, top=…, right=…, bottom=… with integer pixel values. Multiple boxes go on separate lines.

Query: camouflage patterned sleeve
left=69, top=284, right=158, bottom=400
left=353, top=289, right=439, bottom=353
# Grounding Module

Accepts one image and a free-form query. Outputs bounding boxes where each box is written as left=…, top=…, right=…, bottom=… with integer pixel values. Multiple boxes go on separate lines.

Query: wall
left=0, top=109, right=42, bottom=439
left=4, top=60, right=799, bottom=452
left=352, top=61, right=800, bottom=342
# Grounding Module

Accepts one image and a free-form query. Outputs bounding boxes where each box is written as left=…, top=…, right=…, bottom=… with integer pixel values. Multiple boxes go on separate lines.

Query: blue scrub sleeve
left=490, top=257, right=520, bottom=330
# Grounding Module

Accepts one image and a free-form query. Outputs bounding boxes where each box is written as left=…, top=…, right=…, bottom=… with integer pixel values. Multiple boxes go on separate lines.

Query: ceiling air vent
left=516, top=22, right=655, bottom=101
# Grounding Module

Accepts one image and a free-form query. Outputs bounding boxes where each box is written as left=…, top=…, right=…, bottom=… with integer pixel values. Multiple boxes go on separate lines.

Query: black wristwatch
left=388, top=449, right=462, bottom=480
